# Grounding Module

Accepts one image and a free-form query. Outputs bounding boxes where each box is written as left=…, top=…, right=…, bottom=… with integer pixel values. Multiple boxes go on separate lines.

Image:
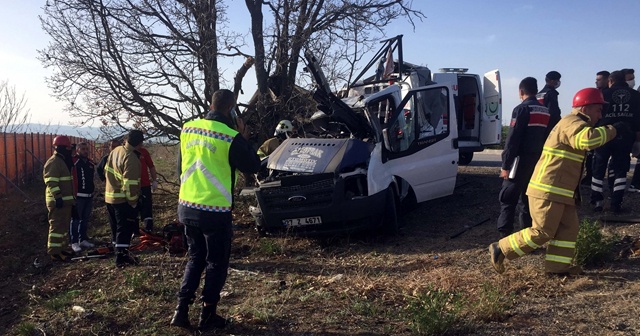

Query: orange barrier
left=0, top=133, right=96, bottom=195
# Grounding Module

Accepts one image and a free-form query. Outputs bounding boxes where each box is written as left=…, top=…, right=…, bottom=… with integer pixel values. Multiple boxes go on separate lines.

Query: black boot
left=115, top=250, right=140, bottom=268
left=144, top=219, right=153, bottom=233
left=170, top=304, right=191, bottom=329
left=199, top=304, right=228, bottom=331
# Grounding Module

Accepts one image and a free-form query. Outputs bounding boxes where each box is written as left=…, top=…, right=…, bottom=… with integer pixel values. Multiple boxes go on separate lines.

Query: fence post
left=23, top=132, right=27, bottom=184
left=2, top=133, right=6, bottom=194
left=13, top=132, right=18, bottom=188
left=30, top=133, right=35, bottom=179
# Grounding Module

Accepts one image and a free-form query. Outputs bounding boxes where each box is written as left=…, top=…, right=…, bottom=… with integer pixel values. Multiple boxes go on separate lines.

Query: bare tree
left=40, top=0, right=424, bottom=141
left=244, top=0, right=425, bottom=136
left=39, top=0, right=249, bottom=140
left=0, top=80, right=31, bottom=133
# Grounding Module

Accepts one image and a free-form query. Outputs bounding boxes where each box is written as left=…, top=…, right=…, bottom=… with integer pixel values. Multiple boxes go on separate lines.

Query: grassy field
left=2, top=145, right=640, bottom=335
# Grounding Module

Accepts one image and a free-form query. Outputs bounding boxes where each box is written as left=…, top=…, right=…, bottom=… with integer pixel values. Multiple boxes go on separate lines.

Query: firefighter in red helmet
left=489, top=88, right=628, bottom=275
left=43, top=135, right=76, bottom=262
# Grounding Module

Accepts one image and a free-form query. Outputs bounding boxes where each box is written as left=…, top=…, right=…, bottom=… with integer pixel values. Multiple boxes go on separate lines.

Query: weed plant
left=405, top=287, right=465, bottom=335
left=575, top=219, right=618, bottom=267
left=472, top=282, right=512, bottom=322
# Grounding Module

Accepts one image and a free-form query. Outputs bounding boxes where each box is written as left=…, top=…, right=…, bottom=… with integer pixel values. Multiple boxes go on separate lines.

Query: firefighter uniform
left=497, top=97, right=550, bottom=236
left=536, top=84, right=561, bottom=130
left=591, top=83, right=640, bottom=210
left=257, top=137, right=282, bottom=159
left=498, top=109, right=616, bottom=273
left=43, top=152, right=75, bottom=255
left=105, top=141, right=141, bottom=265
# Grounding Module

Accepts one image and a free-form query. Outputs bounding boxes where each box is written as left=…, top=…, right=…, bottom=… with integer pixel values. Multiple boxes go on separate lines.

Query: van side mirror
left=382, top=128, right=391, bottom=151
left=382, top=128, right=403, bottom=153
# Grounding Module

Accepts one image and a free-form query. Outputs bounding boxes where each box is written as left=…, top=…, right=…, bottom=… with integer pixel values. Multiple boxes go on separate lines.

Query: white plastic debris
left=72, top=306, right=86, bottom=313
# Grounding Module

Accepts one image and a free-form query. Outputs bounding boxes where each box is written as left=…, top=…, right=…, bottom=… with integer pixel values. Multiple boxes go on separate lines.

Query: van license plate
left=283, top=216, right=322, bottom=227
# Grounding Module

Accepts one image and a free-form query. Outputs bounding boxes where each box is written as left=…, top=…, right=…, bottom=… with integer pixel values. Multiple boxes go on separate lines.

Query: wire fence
left=0, top=132, right=98, bottom=196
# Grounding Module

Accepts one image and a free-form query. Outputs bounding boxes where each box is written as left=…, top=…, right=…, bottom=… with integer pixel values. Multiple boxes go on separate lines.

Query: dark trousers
left=70, top=196, right=93, bottom=243
left=139, top=186, right=153, bottom=231
left=107, top=203, right=137, bottom=252
left=631, top=158, right=640, bottom=187
left=107, top=203, right=117, bottom=244
left=177, top=214, right=233, bottom=307
left=582, top=151, right=593, bottom=183
left=591, top=139, right=633, bottom=206
left=497, top=155, right=538, bottom=236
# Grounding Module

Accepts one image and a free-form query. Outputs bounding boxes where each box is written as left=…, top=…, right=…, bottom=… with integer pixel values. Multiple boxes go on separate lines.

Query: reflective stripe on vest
left=179, top=119, right=238, bottom=212
left=105, top=164, right=137, bottom=201
left=574, top=126, right=606, bottom=150
left=46, top=195, right=75, bottom=201
left=542, top=146, right=584, bottom=163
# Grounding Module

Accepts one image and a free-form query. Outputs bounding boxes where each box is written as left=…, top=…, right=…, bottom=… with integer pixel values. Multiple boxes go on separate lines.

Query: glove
left=612, top=121, right=631, bottom=138
left=151, top=180, right=158, bottom=192
left=71, top=205, right=79, bottom=220
left=55, top=197, right=64, bottom=208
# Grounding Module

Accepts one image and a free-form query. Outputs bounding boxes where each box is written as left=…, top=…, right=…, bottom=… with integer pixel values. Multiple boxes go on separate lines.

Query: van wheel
left=458, top=152, right=474, bottom=165
left=255, top=217, right=267, bottom=237
left=381, top=187, right=399, bottom=235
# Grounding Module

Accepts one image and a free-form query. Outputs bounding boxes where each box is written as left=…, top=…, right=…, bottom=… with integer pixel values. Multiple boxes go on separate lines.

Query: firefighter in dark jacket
left=70, top=142, right=96, bottom=252
left=170, top=89, right=261, bottom=331
left=105, top=130, right=142, bottom=267
left=536, top=71, right=562, bottom=130
left=43, top=136, right=76, bottom=262
left=490, top=88, right=623, bottom=275
left=590, top=70, right=640, bottom=212
left=497, top=77, right=550, bottom=237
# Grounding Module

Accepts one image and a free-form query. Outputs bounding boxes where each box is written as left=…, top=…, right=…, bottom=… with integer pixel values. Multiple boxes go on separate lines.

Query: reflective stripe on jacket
left=178, top=119, right=238, bottom=212
left=105, top=143, right=141, bottom=206
left=43, top=153, right=75, bottom=207
left=527, top=109, right=617, bottom=204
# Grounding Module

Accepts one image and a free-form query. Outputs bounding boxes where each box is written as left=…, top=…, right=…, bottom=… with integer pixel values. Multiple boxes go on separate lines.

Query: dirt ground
left=2, top=147, right=640, bottom=335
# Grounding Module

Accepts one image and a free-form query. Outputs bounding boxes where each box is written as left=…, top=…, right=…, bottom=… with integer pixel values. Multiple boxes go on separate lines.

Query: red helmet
left=572, top=88, right=606, bottom=107
left=52, top=135, right=72, bottom=147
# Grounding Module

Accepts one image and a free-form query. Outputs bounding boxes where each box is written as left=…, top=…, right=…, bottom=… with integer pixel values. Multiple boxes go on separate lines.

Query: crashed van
left=249, top=35, right=502, bottom=235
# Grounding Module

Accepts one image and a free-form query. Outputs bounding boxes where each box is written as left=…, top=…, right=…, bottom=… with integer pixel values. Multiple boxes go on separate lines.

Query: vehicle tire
left=381, top=187, right=399, bottom=235
left=458, top=152, right=474, bottom=166
left=255, top=217, right=268, bottom=237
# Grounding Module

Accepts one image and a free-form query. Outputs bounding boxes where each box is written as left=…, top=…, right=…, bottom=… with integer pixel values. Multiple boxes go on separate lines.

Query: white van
left=249, top=36, right=502, bottom=235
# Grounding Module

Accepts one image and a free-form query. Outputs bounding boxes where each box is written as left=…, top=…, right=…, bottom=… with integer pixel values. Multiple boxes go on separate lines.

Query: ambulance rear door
left=480, top=69, right=502, bottom=145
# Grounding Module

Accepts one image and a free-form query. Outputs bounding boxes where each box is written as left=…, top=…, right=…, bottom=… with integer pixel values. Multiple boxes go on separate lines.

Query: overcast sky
left=1, top=0, right=640, bottom=127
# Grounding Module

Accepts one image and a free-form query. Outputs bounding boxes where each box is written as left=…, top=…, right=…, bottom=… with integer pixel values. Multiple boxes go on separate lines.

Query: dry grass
left=2, top=149, right=640, bottom=335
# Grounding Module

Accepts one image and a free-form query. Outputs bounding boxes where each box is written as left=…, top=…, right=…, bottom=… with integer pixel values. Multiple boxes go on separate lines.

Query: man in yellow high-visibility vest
left=170, top=89, right=260, bottom=331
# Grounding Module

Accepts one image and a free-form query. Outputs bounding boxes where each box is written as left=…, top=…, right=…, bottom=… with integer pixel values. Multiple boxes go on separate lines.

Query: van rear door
left=480, top=69, right=502, bottom=145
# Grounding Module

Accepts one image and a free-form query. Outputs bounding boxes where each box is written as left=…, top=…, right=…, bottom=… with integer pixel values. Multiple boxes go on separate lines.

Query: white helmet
left=274, top=120, right=293, bottom=136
